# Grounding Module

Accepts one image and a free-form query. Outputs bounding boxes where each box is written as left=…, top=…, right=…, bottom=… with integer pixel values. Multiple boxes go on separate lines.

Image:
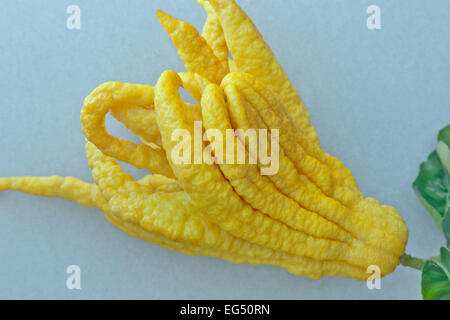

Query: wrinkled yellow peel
left=0, top=0, right=408, bottom=280
left=198, top=0, right=229, bottom=72
left=157, top=10, right=228, bottom=84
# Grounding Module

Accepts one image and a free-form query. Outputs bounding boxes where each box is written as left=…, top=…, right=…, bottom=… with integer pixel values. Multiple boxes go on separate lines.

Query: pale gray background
left=0, top=0, right=449, bottom=299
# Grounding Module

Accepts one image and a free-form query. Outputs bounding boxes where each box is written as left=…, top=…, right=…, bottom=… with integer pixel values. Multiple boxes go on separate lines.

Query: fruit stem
left=399, top=253, right=425, bottom=271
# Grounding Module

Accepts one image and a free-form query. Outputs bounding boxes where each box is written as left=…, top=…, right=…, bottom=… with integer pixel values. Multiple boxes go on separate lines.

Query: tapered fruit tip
left=197, top=0, right=209, bottom=7
left=207, top=0, right=220, bottom=7
left=156, top=9, right=168, bottom=21
left=0, top=178, right=11, bottom=191
left=156, top=10, right=176, bottom=32
left=197, top=0, right=214, bottom=13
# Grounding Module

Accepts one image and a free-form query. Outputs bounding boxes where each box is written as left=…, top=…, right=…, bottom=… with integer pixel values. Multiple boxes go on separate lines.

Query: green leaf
left=437, top=125, right=450, bottom=177
left=421, top=247, right=450, bottom=300
left=443, top=211, right=450, bottom=245
left=414, top=190, right=444, bottom=230
left=417, top=125, right=450, bottom=300
left=438, top=125, right=450, bottom=146
left=441, top=247, right=450, bottom=269
left=413, top=125, right=450, bottom=231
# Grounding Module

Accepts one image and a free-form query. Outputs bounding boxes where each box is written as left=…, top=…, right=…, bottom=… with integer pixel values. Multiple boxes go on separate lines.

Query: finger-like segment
left=101, top=191, right=368, bottom=280
left=137, top=174, right=182, bottom=193
left=81, top=81, right=175, bottom=178
left=178, top=72, right=211, bottom=104
left=111, top=102, right=200, bottom=149
left=198, top=0, right=229, bottom=72
left=228, top=59, right=238, bottom=72
left=232, top=73, right=357, bottom=196
left=208, top=0, right=318, bottom=143
left=222, top=73, right=335, bottom=197
left=156, top=10, right=228, bottom=84
left=154, top=70, right=396, bottom=273
left=223, top=82, right=405, bottom=267
left=87, top=141, right=370, bottom=280
left=0, top=154, right=368, bottom=279
left=225, top=82, right=327, bottom=200
left=202, top=83, right=404, bottom=273
left=222, top=74, right=408, bottom=246
left=0, top=176, right=96, bottom=207
left=224, top=81, right=317, bottom=197
left=353, top=198, right=409, bottom=249
left=224, top=72, right=362, bottom=201
left=90, top=175, right=271, bottom=271
left=109, top=72, right=207, bottom=149
left=224, top=83, right=341, bottom=221
left=209, top=1, right=370, bottom=198
left=208, top=0, right=362, bottom=195
left=201, top=83, right=352, bottom=244
left=111, top=106, right=162, bottom=147
left=106, top=203, right=369, bottom=280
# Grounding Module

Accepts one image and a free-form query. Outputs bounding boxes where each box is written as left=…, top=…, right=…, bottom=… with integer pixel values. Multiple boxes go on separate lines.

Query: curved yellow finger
left=198, top=0, right=229, bottom=72
left=154, top=70, right=399, bottom=274
left=208, top=0, right=318, bottom=143
left=0, top=176, right=96, bottom=207
left=221, top=73, right=407, bottom=247
left=201, top=82, right=352, bottom=244
left=178, top=72, right=211, bottom=104
left=110, top=106, right=162, bottom=147
left=81, top=81, right=175, bottom=178
left=86, top=141, right=370, bottom=280
left=157, top=10, right=228, bottom=84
